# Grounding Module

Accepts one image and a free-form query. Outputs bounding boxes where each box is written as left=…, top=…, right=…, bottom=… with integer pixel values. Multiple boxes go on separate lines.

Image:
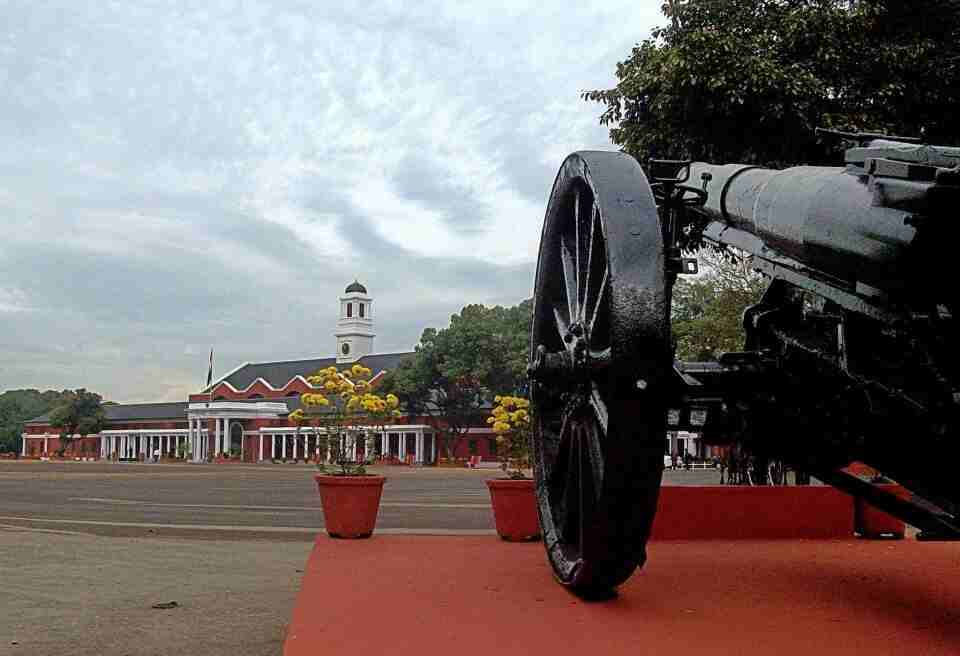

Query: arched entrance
left=230, top=422, right=244, bottom=457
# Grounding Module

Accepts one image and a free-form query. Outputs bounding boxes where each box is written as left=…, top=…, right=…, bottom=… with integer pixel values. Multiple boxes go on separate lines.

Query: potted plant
left=291, top=364, right=400, bottom=539
left=485, top=395, right=540, bottom=542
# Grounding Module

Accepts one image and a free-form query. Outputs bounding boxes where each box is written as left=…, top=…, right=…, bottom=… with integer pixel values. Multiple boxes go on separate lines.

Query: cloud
left=0, top=0, right=662, bottom=402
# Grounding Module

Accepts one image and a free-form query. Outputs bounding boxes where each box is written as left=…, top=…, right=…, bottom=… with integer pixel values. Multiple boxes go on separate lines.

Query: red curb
left=651, top=485, right=853, bottom=539
left=285, top=536, right=960, bottom=656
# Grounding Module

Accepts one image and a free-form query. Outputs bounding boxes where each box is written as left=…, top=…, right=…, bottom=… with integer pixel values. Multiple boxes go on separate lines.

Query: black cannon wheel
left=529, top=151, right=672, bottom=596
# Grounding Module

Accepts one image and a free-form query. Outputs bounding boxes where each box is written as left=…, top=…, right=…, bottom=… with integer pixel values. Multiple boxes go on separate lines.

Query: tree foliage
left=0, top=389, right=73, bottom=454
left=48, top=389, right=106, bottom=451
left=585, top=0, right=960, bottom=167
left=672, top=251, right=766, bottom=361
left=380, top=300, right=533, bottom=460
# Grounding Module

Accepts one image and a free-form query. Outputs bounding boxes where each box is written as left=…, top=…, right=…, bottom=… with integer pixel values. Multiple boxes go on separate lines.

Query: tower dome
left=345, top=280, right=367, bottom=294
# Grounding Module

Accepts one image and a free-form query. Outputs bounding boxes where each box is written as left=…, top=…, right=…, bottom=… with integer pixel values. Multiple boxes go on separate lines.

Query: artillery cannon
left=528, top=132, right=960, bottom=596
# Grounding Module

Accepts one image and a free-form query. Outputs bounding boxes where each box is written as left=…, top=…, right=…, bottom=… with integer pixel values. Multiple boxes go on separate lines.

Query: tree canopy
left=672, top=251, right=766, bottom=361
left=48, top=389, right=106, bottom=450
left=380, top=300, right=533, bottom=459
left=0, top=389, right=73, bottom=454
left=585, top=0, right=960, bottom=167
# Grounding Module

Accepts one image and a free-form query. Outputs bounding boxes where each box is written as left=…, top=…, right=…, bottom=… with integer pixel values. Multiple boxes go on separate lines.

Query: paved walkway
left=286, top=536, right=960, bottom=656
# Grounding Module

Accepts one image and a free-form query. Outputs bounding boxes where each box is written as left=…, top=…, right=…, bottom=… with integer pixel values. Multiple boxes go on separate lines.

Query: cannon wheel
left=530, top=151, right=672, bottom=597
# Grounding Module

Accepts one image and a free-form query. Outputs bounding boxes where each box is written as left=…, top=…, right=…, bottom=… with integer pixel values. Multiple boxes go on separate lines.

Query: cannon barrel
left=686, top=160, right=920, bottom=293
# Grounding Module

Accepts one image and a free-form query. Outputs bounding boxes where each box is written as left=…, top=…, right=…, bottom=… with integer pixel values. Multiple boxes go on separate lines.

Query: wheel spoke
left=561, top=425, right=580, bottom=546
left=587, top=267, right=608, bottom=343
left=553, top=306, right=570, bottom=347
left=574, top=188, right=592, bottom=321
left=580, top=204, right=600, bottom=323
left=560, top=236, right=578, bottom=326
left=578, top=420, right=601, bottom=553
left=589, top=382, right=609, bottom=436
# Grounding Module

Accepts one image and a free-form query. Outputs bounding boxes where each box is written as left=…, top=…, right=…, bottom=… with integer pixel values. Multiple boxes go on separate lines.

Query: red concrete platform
left=285, top=536, right=960, bottom=655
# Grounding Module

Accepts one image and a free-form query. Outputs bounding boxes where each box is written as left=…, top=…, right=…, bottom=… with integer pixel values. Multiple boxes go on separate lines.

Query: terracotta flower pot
left=486, top=478, right=541, bottom=542
left=854, top=483, right=908, bottom=539
left=315, top=475, right=386, bottom=539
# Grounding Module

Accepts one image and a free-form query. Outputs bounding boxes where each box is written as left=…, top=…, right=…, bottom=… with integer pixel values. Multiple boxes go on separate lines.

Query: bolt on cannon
left=527, top=131, right=960, bottom=597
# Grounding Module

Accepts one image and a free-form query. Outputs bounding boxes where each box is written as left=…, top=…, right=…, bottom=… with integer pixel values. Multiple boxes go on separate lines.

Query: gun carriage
left=527, top=131, right=960, bottom=596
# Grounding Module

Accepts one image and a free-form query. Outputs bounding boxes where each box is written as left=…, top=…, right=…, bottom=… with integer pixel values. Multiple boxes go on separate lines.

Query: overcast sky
left=0, top=1, right=662, bottom=402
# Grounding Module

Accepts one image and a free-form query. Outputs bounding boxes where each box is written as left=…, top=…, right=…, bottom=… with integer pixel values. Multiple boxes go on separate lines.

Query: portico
left=256, top=425, right=436, bottom=464
left=186, top=400, right=290, bottom=463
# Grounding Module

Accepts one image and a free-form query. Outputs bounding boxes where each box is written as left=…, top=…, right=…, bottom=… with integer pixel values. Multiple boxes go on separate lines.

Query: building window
left=468, top=439, right=478, bottom=455
left=346, top=302, right=352, bottom=318
left=359, top=303, right=365, bottom=318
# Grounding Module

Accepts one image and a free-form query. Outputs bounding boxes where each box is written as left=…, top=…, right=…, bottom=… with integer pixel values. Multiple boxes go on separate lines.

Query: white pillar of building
left=281, top=434, right=287, bottom=460
left=399, top=434, right=406, bottom=461
left=415, top=431, right=423, bottom=464
left=22, top=436, right=27, bottom=457
left=258, top=434, right=264, bottom=462
left=215, top=419, right=222, bottom=456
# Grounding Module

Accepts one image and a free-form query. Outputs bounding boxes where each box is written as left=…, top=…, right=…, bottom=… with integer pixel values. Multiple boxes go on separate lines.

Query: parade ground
left=0, top=461, right=724, bottom=538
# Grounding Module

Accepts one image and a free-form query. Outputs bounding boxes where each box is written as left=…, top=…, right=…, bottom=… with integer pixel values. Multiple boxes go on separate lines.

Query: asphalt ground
left=0, top=461, right=725, bottom=539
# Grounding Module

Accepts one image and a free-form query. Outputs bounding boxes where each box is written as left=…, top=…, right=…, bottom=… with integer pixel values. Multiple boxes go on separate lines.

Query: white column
left=240, top=429, right=244, bottom=461
left=258, top=434, right=264, bottom=462
left=381, top=433, right=387, bottom=459
left=281, top=434, right=287, bottom=459
left=22, top=435, right=27, bottom=457
left=399, top=433, right=406, bottom=461
left=416, top=431, right=423, bottom=464
left=215, top=419, right=222, bottom=456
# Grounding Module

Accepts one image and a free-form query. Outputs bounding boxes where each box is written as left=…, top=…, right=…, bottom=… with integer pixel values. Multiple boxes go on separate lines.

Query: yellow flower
left=386, top=394, right=399, bottom=408
left=492, top=421, right=511, bottom=434
left=486, top=416, right=496, bottom=425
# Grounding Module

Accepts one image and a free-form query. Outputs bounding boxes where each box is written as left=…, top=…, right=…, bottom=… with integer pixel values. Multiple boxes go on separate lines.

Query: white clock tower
left=335, top=280, right=375, bottom=363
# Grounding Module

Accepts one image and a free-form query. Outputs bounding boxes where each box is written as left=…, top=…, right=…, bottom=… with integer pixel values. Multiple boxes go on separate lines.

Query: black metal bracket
left=812, top=467, right=960, bottom=539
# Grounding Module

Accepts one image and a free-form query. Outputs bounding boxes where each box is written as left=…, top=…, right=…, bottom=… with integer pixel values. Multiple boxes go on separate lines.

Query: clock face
left=341, top=342, right=350, bottom=355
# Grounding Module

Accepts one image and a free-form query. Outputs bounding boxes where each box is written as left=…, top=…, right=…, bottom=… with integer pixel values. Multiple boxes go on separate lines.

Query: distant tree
left=672, top=250, right=766, bottom=361
left=380, top=300, right=533, bottom=460
left=48, top=389, right=106, bottom=455
left=585, top=0, right=960, bottom=168
left=0, top=389, right=72, bottom=454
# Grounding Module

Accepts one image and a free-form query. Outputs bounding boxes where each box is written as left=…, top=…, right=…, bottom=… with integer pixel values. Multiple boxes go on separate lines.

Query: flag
left=206, top=348, right=214, bottom=388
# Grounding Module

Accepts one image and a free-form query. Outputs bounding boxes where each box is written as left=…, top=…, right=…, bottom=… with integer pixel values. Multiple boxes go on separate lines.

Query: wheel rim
left=530, top=151, right=671, bottom=590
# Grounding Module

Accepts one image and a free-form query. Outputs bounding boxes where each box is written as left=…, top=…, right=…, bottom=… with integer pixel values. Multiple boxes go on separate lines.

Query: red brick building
left=22, top=282, right=499, bottom=463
